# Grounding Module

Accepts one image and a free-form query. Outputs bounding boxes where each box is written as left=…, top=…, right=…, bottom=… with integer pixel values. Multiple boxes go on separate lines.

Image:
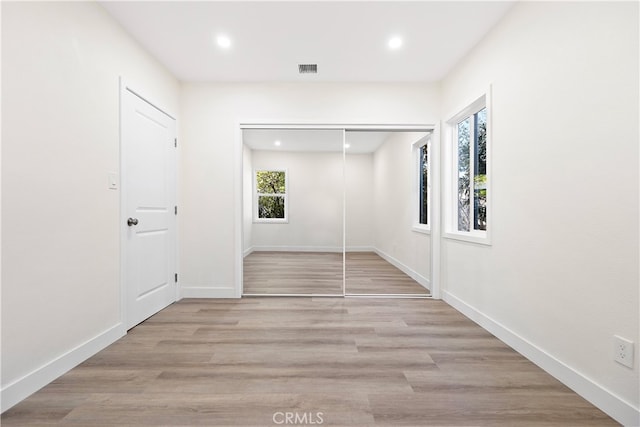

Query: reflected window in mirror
left=254, top=169, right=288, bottom=223
left=419, top=143, right=429, bottom=225
left=413, top=136, right=430, bottom=234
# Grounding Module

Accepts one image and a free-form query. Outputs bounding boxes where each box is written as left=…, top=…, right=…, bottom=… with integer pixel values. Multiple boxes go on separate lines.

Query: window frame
left=443, top=92, right=491, bottom=245
left=253, top=168, right=289, bottom=223
left=412, top=135, right=431, bottom=235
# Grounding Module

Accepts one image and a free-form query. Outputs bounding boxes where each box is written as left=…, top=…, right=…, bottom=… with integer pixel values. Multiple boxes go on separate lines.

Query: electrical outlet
left=613, top=335, right=634, bottom=368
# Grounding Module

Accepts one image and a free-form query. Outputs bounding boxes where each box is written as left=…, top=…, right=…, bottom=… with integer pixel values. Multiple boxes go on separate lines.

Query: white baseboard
left=346, top=246, right=375, bottom=252
left=248, top=246, right=375, bottom=254
left=180, top=285, right=238, bottom=299
left=251, top=245, right=343, bottom=253
left=374, top=248, right=431, bottom=291
left=1, top=323, right=125, bottom=413
left=443, top=291, right=640, bottom=427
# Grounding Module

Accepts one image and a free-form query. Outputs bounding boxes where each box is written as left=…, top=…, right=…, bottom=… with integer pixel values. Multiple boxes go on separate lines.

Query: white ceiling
left=244, top=129, right=345, bottom=152
left=345, top=131, right=392, bottom=153
left=243, top=129, right=430, bottom=153
left=100, top=1, right=514, bottom=82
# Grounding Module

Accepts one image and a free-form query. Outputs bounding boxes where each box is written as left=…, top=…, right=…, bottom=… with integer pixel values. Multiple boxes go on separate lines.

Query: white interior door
left=122, top=87, right=177, bottom=330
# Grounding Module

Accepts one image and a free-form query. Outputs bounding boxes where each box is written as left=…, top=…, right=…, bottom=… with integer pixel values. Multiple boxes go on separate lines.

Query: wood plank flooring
left=243, top=251, right=343, bottom=294
left=346, top=252, right=429, bottom=295
left=243, top=251, right=429, bottom=295
left=2, top=297, right=616, bottom=426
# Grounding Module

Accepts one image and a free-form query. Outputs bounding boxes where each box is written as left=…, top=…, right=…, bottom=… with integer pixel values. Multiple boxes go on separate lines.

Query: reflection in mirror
left=345, top=131, right=432, bottom=296
left=242, top=129, right=344, bottom=295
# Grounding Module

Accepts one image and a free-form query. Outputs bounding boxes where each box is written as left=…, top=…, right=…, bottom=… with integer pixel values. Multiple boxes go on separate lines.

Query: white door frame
left=235, top=122, right=441, bottom=299
left=119, top=78, right=179, bottom=328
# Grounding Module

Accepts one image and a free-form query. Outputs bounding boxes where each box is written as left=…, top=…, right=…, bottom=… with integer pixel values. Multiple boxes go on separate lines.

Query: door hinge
left=175, top=205, right=178, bottom=215
left=175, top=273, right=178, bottom=283
left=174, top=138, right=177, bottom=148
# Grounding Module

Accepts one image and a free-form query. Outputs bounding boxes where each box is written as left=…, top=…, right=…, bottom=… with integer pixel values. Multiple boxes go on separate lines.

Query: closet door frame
left=236, top=122, right=439, bottom=299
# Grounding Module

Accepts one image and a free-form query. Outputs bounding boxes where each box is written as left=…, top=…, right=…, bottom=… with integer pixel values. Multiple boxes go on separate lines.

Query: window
left=254, top=170, right=288, bottom=222
left=445, top=94, right=490, bottom=244
left=413, top=136, right=430, bottom=233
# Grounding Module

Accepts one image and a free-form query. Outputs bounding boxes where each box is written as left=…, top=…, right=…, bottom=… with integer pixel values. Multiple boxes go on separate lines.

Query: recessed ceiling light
left=388, top=36, right=403, bottom=50
left=274, top=140, right=281, bottom=147
left=344, top=143, right=351, bottom=149
left=216, top=35, right=231, bottom=49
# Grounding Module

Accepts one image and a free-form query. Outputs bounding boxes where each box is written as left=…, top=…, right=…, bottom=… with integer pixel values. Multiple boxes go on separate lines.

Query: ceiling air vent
left=298, top=64, right=318, bottom=74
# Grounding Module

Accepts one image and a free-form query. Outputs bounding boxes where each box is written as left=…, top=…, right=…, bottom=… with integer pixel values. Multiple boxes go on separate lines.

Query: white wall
left=373, top=132, right=431, bottom=289
left=345, top=153, right=374, bottom=250
left=179, top=82, right=440, bottom=296
left=249, top=150, right=344, bottom=251
left=1, top=1, right=180, bottom=410
left=242, top=145, right=253, bottom=255
left=440, top=2, right=639, bottom=424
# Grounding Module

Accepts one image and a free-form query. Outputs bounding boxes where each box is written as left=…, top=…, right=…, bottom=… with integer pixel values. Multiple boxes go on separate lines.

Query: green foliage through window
left=419, top=143, right=429, bottom=225
left=258, top=195, right=285, bottom=219
left=256, top=170, right=286, bottom=220
left=457, top=118, right=471, bottom=231
left=457, top=107, right=487, bottom=232
left=474, top=109, right=487, bottom=231
left=256, top=171, right=285, bottom=194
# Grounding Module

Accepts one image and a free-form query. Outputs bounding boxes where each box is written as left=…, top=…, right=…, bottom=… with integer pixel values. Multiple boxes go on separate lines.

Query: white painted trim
left=180, top=286, right=237, bottom=299
left=119, top=77, right=127, bottom=329
left=374, top=248, right=431, bottom=291
left=443, top=231, right=492, bottom=246
left=235, top=123, right=244, bottom=298
left=345, top=294, right=432, bottom=299
left=443, top=291, right=640, bottom=427
left=246, top=245, right=379, bottom=254
left=248, top=247, right=375, bottom=254
left=412, top=225, right=431, bottom=235
left=442, top=86, right=492, bottom=246
left=119, top=77, right=177, bottom=120
left=345, top=246, right=375, bottom=252
left=342, top=129, right=347, bottom=297
left=253, top=218, right=289, bottom=224
left=0, top=323, right=125, bottom=413
left=243, top=293, right=344, bottom=297
left=251, top=246, right=343, bottom=253
left=430, top=122, right=441, bottom=300
left=445, top=95, right=486, bottom=127
left=240, top=123, right=435, bottom=131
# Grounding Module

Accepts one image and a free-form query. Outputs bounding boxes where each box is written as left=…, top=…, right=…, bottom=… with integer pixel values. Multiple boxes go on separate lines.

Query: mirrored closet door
left=242, top=126, right=433, bottom=297
left=242, top=129, right=344, bottom=295
left=344, top=130, right=432, bottom=296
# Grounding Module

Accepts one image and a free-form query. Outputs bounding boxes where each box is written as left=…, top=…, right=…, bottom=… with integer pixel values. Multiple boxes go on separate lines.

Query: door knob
left=127, top=218, right=139, bottom=226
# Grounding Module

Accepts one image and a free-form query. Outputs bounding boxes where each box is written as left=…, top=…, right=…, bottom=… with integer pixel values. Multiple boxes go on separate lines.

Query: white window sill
left=443, top=231, right=491, bottom=246
left=253, top=219, right=289, bottom=224
left=412, top=225, right=431, bottom=235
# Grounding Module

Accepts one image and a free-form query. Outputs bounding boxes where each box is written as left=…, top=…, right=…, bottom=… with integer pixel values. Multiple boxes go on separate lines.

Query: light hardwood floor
left=346, top=252, right=429, bottom=295
left=243, top=251, right=429, bottom=295
left=243, top=251, right=343, bottom=294
left=2, top=298, right=616, bottom=426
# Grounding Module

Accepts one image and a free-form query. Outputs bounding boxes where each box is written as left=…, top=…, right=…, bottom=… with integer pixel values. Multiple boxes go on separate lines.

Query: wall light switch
left=108, top=172, right=119, bottom=190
